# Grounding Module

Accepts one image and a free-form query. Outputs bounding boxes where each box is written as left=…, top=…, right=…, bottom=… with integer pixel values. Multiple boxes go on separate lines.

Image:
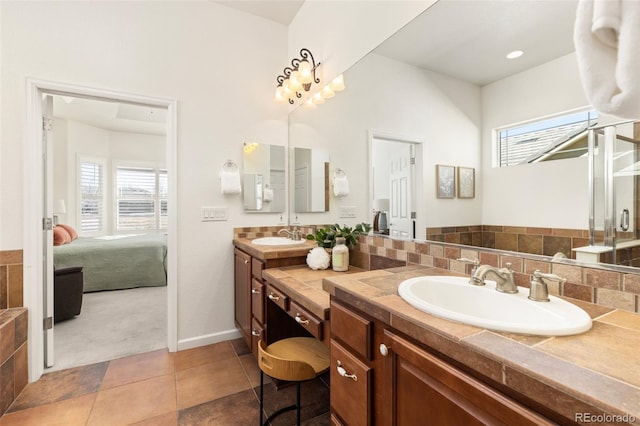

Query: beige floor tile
left=102, top=349, right=175, bottom=390
left=87, top=374, right=176, bottom=426
left=0, top=393, right=95, bottom=426
left=176, top=356, right=252, bottom=410
left=238, top=353, right=266, bottom=389
left=174, top=342, right=235, bottom=372
left=131, top=411, right=178, bottom=426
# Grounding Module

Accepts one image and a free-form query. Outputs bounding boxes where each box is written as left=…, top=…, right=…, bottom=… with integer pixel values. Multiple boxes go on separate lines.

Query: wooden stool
left=258, top=337, right=330, bottom=426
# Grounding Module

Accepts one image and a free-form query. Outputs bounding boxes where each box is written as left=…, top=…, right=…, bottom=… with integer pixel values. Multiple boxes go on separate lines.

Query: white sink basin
left=398, top=276, right=592, bottom=336
left=251, top=237, right=306, bottom=246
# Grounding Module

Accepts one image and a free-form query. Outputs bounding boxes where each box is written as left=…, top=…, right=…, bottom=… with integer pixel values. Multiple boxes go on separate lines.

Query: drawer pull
left=336, top=360, right=358, bottom=382
left=295, top=313, right=310, bottom=325
left=268, top=292, right=280, bottom=301
left=379, top=344, right=390, bottom=357
left=251, top=330, right=260, bottom=337
left=251, top=288, right=261, bottom=294
left=244, top=260, right=249, bottom=264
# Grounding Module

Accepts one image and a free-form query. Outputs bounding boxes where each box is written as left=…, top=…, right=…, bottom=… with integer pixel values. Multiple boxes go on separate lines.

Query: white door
left=43, top=94, right=55, bottom=367
left=389, top=144, right=414, bottom=239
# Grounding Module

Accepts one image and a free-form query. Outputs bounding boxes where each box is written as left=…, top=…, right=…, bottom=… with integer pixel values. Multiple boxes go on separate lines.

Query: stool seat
left=258, top=337, right=330, bottom=426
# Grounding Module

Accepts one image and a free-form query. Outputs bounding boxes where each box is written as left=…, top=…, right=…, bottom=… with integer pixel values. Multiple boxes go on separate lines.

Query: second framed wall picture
left=457, top=166, right=475, bottom=199
left=436, top=164, right=456, bottom=198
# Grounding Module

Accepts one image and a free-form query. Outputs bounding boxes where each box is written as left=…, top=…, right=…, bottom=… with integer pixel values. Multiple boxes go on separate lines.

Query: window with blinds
left=115, top=166, right=167, bottom=231
left=80, top=159, right=105, bottom=234
left=497, top=109, right=598, bottom=167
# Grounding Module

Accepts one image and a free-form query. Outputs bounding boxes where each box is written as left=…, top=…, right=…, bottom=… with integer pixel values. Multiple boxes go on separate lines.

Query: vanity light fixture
left=506, top=50, right=524, bottom=59
left=244, top=142, right=259, bottom=154
left=275, top=48, right=320, bottom=105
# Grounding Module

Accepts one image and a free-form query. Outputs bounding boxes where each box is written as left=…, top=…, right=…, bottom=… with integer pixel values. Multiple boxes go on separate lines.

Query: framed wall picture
left=457, top=166, right=475, bottom=199
left=436, top=165, right=455, bottom=198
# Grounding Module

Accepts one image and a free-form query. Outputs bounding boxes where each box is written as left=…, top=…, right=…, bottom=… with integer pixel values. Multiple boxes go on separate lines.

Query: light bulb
left=298, top=60, right=313, bottom=84
left=304, top=98, right=316, bottom=109
left=282, top=80, right=293, bottom=97
left=289, top=71, right=303, bottom=91
left=321, top=85, right=335, bottom=99
left=330, top=74, right=345, bottom=91
left=312, top=92, right=325, bottom=105
left=275, top=86, right=285, bottom=103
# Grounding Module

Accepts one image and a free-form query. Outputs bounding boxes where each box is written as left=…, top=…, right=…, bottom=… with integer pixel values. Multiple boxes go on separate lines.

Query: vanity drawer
left=251, top=279, right=265, bottom=324
left=251, top=258, right=265, bottom=280
left=331, top=300, right=372, bottom=361
left=289, top=300, right=323, bottom=340
left=250, top=317, right=264, bottom=358
left=265, top=284, right=289, bottom=311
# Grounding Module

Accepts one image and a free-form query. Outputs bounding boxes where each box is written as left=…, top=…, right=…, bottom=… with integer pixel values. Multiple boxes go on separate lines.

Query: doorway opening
left=24, top=79, right=178, bottom=382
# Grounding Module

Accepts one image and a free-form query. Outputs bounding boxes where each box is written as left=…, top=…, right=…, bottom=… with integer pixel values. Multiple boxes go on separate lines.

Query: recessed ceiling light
left=506, top=50, right=524, bottom=59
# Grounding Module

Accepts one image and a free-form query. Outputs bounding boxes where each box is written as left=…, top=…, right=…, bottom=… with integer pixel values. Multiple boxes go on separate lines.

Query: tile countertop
left=233, top=238, right=317, bottom=261
left=322, top=265, right=640, bottom=425
left=262, top=265, right=366, bottom=320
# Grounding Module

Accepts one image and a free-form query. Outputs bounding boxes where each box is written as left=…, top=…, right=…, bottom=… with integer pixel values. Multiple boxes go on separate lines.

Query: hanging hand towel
left=220, top=161, right=241, bottom=195
left=574, top=0, right=640, bottom=119
left=263, top=187, right=274, bottom=202
left=333, top=171, right=350, bottom=197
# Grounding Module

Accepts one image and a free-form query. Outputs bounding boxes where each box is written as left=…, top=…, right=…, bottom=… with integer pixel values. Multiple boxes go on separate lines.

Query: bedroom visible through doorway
left=46, top=94, right=169, bottom=372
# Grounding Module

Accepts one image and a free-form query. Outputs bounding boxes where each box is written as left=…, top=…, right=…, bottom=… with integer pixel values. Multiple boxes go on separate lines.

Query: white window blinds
left=80, top=160, right=105, bottom=233
left=115, top=166, right=167, bottom=231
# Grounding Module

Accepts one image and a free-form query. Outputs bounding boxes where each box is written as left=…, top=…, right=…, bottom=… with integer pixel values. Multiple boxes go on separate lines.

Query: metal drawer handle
left=268, top=292, right=280, bottom=301
left=336, top=360, right=357, bottom=382
left=295, top=313, right=309, bottom=325
left=251, top=288, right=260, bottom=294
left=251, top=330, right=260, bottom=337
left=244, top=260, right=249, bottom=264
left=379, top=344, right=390, bottom=357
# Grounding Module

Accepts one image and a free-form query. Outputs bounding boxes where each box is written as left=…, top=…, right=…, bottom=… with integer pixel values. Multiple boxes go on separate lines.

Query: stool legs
left=296, top=382, right=301, bottom=425
left=259, top=375, right=303, bottom=426
left=259, top=371, right=264, bottom=426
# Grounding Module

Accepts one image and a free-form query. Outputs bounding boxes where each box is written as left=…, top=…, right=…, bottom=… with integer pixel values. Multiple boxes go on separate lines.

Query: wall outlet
left=202, top=207, right=227, bottom=221
left=339, top=206, right=357, bottom=218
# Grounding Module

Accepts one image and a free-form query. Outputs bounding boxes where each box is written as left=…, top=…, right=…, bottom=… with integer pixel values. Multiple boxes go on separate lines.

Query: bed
left=53, top=234, right=167, bottom=292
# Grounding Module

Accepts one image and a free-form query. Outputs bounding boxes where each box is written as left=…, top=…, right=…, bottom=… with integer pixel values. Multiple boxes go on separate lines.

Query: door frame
left=24, top=78, right=178, bottom=382
left=368, top=131, right=425, bottom=239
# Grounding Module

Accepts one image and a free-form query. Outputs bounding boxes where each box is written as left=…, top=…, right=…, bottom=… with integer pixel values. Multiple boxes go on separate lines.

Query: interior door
left=43, top=94, right=55, bottom=367
left=389, top=144, right=414, bottom=239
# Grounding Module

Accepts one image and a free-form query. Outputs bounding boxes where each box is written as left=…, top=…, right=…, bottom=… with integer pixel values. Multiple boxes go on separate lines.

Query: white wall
left=288, top=1, right=435, bottom=102
left=289, top=53, right=483, bottom=234
left=481, top=52, right=591, bottom=229
left=1, top=2, right=288, bottom=347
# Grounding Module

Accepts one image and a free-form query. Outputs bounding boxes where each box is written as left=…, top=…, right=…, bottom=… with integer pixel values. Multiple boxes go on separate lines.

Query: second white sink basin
left=251, top=237, right=306, bottom=246
left=398, top=276, right=592, bottom=336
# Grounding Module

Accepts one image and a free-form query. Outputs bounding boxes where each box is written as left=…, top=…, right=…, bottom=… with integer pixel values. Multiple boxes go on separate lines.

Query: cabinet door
left=234, top=249, right=252, bottom=346
left=331, top=340, right=372, bottom=426
left=381, top=330, right=553, bottom=426
left=251, top=279, right=265, bottom=324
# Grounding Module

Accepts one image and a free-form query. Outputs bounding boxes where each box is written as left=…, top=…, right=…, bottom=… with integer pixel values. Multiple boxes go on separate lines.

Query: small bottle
left=332, top=237, right=349, bottom=272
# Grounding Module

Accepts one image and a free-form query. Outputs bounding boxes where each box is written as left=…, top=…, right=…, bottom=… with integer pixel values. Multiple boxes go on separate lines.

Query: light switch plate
left=202, top=207, right=227, bottom=221
left=339, top=206, right=357, bottom=218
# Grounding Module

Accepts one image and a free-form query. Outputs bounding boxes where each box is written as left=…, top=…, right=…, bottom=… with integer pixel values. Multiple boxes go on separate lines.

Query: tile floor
left=0, top=338, right=330, bottom=425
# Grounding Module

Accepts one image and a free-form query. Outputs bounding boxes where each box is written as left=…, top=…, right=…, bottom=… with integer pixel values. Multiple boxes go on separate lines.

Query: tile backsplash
left=0, top=250, right=23, bottom=309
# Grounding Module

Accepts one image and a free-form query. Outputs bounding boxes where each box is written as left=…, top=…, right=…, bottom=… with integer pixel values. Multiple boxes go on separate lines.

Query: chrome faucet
left=457, top=258, right=480, bottom=285
left=278, top=226, right=301, bottom=241
left=471, top=263, right=518, bottom=294
left=529, top=270, right=566, bottom=302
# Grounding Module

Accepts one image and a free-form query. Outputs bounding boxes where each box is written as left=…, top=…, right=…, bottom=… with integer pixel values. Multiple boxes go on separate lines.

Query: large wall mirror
left=287, top=0, right=639, bottom=270
left=243, top=143, right=286, bottom=213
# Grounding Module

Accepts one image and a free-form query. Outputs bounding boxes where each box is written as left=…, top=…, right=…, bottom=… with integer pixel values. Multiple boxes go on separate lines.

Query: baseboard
left=177, top=328, right=242, bottom=351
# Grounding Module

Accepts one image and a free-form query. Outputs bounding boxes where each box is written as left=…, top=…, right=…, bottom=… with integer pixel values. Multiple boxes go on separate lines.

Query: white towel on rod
left=263, top=187, right=274, bottom=202
left=220, top=161, right=241, bottom=195
left=574, top=0, right=640, bottom=119
left=333, top=174, right=350, bottom=197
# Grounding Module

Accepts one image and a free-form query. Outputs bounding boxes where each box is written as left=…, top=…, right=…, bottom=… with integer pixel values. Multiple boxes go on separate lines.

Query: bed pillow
left=53, top=226, right=71, bottom=246
left=58, top=223, right=78, bottom=241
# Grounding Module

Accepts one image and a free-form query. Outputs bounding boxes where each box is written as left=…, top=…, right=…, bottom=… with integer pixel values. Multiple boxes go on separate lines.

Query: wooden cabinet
left=233, top=249, right=251, bottom=345
left=330, top=299, right=554, bottom=426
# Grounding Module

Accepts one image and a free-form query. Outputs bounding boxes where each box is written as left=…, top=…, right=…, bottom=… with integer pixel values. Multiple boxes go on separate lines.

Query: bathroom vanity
left=323, top=266, right=640, bottom=425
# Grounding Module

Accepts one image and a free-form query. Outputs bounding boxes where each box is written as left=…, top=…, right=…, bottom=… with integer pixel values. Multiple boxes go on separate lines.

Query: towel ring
left=221, top=160, right=239, bottom=173
left=334, top=168, right=347, bottom=178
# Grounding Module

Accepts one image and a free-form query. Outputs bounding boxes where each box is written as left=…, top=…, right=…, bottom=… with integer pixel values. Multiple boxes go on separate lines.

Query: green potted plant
left=307, top=223, right=371, bottom=249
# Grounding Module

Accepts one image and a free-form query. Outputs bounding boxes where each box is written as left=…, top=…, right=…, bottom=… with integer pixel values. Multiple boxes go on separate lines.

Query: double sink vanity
left=233, top=233, right=640, bottom=425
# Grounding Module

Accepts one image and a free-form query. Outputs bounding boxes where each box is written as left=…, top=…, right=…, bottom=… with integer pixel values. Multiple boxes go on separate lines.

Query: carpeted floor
left=46, top=286, right=167, bottom=373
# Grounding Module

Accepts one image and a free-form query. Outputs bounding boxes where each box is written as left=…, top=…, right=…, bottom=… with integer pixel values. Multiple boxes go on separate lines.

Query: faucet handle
left=458, top=258, right=480, bottom=285
left=457, top=257, right=479, bottom=266
left=533, top=270, right=566, bottom=283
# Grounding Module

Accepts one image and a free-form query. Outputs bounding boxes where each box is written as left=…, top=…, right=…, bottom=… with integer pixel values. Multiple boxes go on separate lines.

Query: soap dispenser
left=332, top=237, right=349, bottom=272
